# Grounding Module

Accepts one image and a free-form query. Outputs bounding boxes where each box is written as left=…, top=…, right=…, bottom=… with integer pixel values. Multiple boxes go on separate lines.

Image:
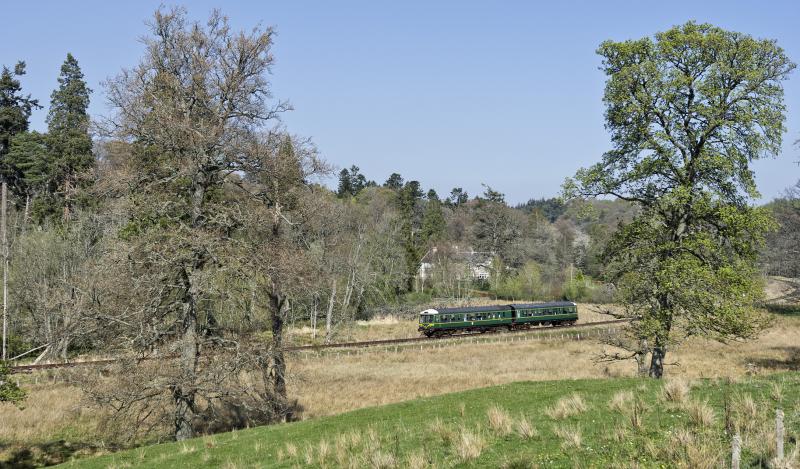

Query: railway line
left=8, top=318, right=630, bottom=374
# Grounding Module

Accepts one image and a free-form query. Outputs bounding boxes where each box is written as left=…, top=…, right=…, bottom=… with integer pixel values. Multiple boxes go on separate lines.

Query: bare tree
left=92, top=7, right=290, bottom=440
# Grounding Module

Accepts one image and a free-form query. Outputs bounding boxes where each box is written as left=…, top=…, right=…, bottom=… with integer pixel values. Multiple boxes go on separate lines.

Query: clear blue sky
left=2, top=1, right=798, bottom=203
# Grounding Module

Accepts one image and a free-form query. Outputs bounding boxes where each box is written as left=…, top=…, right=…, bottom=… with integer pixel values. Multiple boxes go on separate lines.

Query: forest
left=0, top=7, right=798, bottom=453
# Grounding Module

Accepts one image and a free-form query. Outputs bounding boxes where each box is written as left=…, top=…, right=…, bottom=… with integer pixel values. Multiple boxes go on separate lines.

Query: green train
left=418, top=302, right=578, bottom=338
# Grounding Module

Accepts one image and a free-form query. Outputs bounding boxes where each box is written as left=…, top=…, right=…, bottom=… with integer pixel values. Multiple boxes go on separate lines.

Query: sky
left=1, top=1, right=799, bottom=204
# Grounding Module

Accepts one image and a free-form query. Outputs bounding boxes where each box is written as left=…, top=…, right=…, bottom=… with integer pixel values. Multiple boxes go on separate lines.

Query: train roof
left=434, top=305, right=511, bottom=314
left=421, top=301, right=576, bottom=315
left=512, top=301, right=576, bottom=309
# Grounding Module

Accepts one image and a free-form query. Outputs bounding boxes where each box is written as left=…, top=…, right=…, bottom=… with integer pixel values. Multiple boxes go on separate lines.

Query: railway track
left=9, top=318, right=630, bottom=374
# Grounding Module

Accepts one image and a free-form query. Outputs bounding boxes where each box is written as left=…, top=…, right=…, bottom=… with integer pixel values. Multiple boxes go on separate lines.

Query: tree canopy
left=565, top=21, right=795, bottom=378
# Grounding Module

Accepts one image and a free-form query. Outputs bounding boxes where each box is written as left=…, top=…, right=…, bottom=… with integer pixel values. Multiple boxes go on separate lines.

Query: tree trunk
left=311, top=295, right=318, bottom=340
left=635, top=339, right=649, bottom=377
left=325, top=280, right=336, bottom=343
left=173, top=268, right=199, bottom=441
left=268, top=289, right=289, bottom=420
left=648, top=343, right=666, bottom=379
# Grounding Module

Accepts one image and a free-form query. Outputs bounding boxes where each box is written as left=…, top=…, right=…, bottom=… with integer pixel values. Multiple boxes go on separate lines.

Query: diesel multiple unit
left=418, top=302, right=578, bottom=337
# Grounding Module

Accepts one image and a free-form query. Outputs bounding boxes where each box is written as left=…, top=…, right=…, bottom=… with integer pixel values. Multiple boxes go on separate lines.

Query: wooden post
left=731, top=433, right=741, bottom=469
left=1, top=182, right=6, bottom=361
left=776, top=408, right=784, bottom=460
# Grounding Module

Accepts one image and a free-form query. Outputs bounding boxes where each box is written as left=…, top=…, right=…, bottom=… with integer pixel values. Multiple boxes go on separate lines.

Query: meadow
left=54, top=373, right=800, bottom=468
left=2, top=303, right=798, bottom=467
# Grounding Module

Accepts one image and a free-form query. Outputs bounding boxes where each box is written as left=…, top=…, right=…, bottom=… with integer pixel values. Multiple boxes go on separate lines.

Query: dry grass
left=0, top=382, right=101, bottom=444
left=3, top=300, right=799, bottom=456
left=608, top=390, right=634, bottom=413
left=770, top=381, right=785, bottom=404
left=661, top=379, right=691, bottom=404
left=546, top=393, right=588, bottom=420
left=665, top=427, right=725, bottom=469
left=486, top=405, right=513, bottom=436
left=283, top=309, right=800, bottom=421
left=406, top=450, right=428, bottom=469
left=515, top=415, right=538, bottom=439
left=686, top=399, right=716, bottom=428
left=553, top=424, right=582, bottom=449
left=428, top=417, right=454, bottom=445
left=453, top=427, right=485, bottom=462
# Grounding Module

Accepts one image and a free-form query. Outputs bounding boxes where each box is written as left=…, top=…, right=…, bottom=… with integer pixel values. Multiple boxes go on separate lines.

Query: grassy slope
left=60, top=373, right=800, bottom=468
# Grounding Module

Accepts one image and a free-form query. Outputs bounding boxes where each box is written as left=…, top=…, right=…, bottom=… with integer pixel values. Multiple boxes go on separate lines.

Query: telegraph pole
left=1, top=182, right=7, bottom=361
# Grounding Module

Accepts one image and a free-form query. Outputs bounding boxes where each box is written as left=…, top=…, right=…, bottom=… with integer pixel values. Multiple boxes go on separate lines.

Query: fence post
left=731, top=433, right=741, bottom=469
left=776, top=408, right=784, bottom=461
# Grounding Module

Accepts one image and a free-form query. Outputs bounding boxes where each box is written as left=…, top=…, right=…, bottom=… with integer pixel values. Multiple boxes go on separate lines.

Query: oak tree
left=565, top=22, right=795, bottom=378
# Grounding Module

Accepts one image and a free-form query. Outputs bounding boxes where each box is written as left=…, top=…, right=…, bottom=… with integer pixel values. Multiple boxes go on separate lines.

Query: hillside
left=57, top=373, right=799, bottom=468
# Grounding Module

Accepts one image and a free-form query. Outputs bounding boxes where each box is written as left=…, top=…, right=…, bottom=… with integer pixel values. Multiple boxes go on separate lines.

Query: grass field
left=54, top=373, right=800, bottom=468
left=3, top=300, right=799, bottom=466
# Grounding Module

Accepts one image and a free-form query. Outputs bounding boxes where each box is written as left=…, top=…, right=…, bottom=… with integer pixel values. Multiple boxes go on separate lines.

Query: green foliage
left=472, top=186, right=519, bottom=264
left=420, top=190, right=446, bottom=243
left=398, top=180, right=424, bottom=291
left=492, top=261, right=543, bottom=300
left=382, top=172, right=403, bottom=190
left=43, top=53, right=93, bottom=220
left=0, top=61, right=41, bottom=193
left=5, top=130, right=49, bottom=187
left=0, top=361, right=25, bottom=405
left=517, top=197, right=566, bottom=222
left=565, top=21, right=795, bottom=377
left=337, top=165, right=375, bottom=197
left=445, top=187, right=468, bottom=207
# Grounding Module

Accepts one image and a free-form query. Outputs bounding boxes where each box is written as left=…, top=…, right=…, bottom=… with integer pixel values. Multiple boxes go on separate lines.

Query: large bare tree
left=96, top=7, right=290, bottom=440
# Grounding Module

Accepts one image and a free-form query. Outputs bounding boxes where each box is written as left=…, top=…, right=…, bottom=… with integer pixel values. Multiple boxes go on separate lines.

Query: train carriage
left=418, top=301, right=577, bottom=337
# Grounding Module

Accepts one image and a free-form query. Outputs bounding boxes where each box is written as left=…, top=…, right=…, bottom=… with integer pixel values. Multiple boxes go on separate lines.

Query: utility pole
left=2, top=182, right=7, bottom=361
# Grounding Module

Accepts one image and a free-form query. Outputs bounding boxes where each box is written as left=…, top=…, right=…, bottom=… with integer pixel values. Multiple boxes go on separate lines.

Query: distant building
left=418, top=247, right=494, bottom=280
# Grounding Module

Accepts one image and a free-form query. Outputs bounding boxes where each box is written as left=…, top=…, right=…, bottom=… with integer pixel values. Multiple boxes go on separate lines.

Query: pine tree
left=0, top=62, right=40, bottom=194
left=421, top=189, right=445, bottom=242
left=45, top=53, right=93, bottom=220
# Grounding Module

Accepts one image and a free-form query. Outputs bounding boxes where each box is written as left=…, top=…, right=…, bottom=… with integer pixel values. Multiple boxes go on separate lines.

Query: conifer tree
left=0, top=62, right=40, bottom=194
left=45, top=53, right=93, bottom=220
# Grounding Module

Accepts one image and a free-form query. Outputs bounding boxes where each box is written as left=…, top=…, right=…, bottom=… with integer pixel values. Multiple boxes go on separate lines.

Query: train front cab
left=418, top=309, right=438, bottom=336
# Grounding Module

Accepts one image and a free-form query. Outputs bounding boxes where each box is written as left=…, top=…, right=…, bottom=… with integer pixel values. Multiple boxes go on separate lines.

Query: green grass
left=58, top=373, right=800, bottom=468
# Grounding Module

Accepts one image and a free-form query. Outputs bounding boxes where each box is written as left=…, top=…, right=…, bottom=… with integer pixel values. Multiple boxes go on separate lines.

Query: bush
left=0, top=361, right=26, bottom=404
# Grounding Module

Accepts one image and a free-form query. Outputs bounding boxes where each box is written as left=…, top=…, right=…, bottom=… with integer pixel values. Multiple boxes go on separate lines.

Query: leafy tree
left=565, top=22, right=795, bottom=378
left=0, top=62, right=40, bottom=194
left=44, top=53, right=93, bottom=220
left=472, top=185, right=519, bottom=263
left=0, top=361, right=25, bottom=405
left=383, top=172, right=404, bottom=190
